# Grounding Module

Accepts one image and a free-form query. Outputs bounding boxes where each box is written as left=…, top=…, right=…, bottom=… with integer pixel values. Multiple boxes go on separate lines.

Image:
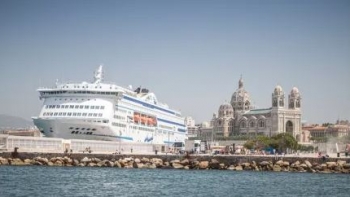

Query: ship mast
left=93, top=65, right=103, bottom=84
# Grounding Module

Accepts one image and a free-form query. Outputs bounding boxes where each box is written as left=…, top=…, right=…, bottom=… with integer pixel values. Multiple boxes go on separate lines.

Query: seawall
left=1, top=152, right=350, bottom=173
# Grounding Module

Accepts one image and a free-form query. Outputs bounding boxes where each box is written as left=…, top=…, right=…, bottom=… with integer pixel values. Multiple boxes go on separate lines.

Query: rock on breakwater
left=1, top=152, right=350, bottom=174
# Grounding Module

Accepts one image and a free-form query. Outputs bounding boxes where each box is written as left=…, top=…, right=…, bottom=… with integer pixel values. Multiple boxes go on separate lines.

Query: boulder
left=273, top=165, right=281, bottom=172
left=235, top=165, right=243, bottom=171
left=172, top=163, right=184, bottom=169
left=106, top=161, right=114, bottom=167
left=275, top=160, right=284, bottom=166
left=337, top=160, right=346, bottom=167
left=81, top=157, right=90, bottom=163
left=184, top=166, right=190, bottom=170
left=304, top=160, right=312, bottom=168
left=11, top=158, right=26, bottom=166
left=227, top=165, right=235, bottom=170
left=198, top=161, right=209, bottom=169
left=170, top=159, right=180, bottom=164
left=326, top=162, right=337, bottom=168
left=114, top=161, right=122, bottom=168
left=133, top=162, right=144, bottom=168
left=282, top=161, right=290, bottom=167
left=343, top=163, right=350, bottom=169
left=87, top=163, right=96, bottom=167
left=73, top=159, right=80, bottom=166
left=92, top=158, right=101, bottom=163
left=134, top=158, right=141, bottom=163
left=180, top=159, right=189, bottom=165
left=141, top=157, right=150, bottom=163
left=24, top=159, right=32, bottom=164
left=54, top=160, right=63, bottom=166
left=259, top=161, right=269, bottom=166
left=219, top=163, right=226, bottom=170
left=209, top=159, right=220, bottom=169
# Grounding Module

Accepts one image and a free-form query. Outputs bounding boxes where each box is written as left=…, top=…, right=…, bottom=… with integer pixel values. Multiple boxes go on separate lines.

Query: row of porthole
left=69, top=127, right=96, bottom=131
left=71, top=131, right=94, bottom=135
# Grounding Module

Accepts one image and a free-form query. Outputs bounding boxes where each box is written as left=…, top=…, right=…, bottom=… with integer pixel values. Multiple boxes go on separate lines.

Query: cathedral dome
left=274, top=85, right=283, bottom=95
left=218, top=102, right=233, bottom=118
left=290, top=87, right=300, bottom=97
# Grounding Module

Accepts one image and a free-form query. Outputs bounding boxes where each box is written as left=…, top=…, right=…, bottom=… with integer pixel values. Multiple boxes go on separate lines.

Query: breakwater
left=1, top=152, right=350, bottom=174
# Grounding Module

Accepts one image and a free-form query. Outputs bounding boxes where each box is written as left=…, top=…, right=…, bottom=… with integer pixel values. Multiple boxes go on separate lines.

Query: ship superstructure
left=32, top=66, right=187, bottom=145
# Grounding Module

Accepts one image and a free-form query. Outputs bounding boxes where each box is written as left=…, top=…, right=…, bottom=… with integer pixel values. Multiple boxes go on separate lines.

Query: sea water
left=0, top=166, right=349, bottom=197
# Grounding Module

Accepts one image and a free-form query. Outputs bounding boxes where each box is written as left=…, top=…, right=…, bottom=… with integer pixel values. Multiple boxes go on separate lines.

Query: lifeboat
left=134, top=113, right=140, bottom=123
left=140, top=115, right=147, bottom=124
left=147, top=116, right=153, bottom=125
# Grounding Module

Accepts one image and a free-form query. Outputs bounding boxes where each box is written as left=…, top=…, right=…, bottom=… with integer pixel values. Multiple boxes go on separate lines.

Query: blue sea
left=0, top=166, right=349, bottom=197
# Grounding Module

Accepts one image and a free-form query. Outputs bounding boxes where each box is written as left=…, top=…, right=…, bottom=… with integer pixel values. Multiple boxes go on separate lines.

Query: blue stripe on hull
left=123, top=96, right=176, bottom=115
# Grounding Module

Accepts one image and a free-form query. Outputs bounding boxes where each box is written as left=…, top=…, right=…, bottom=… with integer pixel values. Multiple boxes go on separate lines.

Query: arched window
left=250, top=121, right=255, bottom=128
left=240, top=121, right=246, bottom=128
left=286, top=121, right=293, bottom=134
left=258, top=120, right=265, bottom=128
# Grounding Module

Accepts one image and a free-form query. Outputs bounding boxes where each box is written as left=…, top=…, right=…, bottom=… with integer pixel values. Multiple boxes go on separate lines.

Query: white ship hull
left=33, top=65, right=187, bottom=145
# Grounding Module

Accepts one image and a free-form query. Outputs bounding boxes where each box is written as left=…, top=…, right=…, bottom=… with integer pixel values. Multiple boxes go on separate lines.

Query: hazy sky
left=0, top=0, right=349, bottom=124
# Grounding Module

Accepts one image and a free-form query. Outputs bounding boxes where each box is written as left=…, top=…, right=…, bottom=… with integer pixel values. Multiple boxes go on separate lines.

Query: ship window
left=95, top=106, right=100, bottom=109
left=71, top=131, right=75, bottom=134
left=98, top=113, right=102, bottom=117
left=85, top=105, right=89, bottom=109
left=82, top=113, right=87, bottom=116
left=54, top=113, right=58, bottom=116
left=81, top=128, right=85, bottom=130
left=79, top=105, right=83, bottom=109
left=65, top=105, right=69, bottom=109
left=77, top=113, right=81, bottom=116
left=70, top=105, right=74, bottom=109
left=93, top=113, right=98, bottom=117
left=87, top=128, right=90, bottom=130
left=63, top=113, right=67, bottom=116
left=101, top=106, right=105, bottom=109
left=73, top=113, right=77, bottom=116
left=56, top=105, right=60, bottom=108
left=103, top=120, right=109, bottom=123
left=76, top=128, right=79, bottom=130
left=75, top=105, right=79, bottom=109
left=52, top=105, right=56, bottom=109
left=45, top=105, right=48, bottom=109
left=91, top=106, right=95, bottom=109
left=68, top=113, right=72, bottom=116
left=59, top=112, right=62, bottom=116
left=88, top=113, right=92, bottom=116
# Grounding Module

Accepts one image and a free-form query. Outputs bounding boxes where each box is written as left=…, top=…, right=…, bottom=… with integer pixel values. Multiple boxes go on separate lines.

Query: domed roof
left=218, top=101, right=233, bottom=118
left=219, top=102, right=233, bottom=111
left=290, top=87, right=300, bottom=97
left=274, top=85, right=283, bottom=95
left=231, top=88, right=250, bottom=102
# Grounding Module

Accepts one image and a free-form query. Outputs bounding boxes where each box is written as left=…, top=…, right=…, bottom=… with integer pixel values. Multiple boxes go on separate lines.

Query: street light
left=119, top=130, right=122, bottom=154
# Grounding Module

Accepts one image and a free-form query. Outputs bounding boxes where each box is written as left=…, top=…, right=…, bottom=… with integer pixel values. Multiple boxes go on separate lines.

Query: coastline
left=1, top=152, right=350, bottom=174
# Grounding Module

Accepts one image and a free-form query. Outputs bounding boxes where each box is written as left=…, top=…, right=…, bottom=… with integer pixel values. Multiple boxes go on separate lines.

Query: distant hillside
left=0, top=114, right=34, bottom=129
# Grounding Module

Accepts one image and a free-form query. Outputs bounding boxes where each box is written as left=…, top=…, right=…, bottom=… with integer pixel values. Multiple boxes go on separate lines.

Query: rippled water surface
left=1, top=166, right=349, bottom=197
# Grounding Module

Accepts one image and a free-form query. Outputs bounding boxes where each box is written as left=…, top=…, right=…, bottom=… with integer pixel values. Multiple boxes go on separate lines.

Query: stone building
left=205, top=77, right=302, bottom=140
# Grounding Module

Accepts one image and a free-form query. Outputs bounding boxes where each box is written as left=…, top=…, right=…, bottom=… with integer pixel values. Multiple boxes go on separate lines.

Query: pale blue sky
left=0, top=0, right=349, bottom=124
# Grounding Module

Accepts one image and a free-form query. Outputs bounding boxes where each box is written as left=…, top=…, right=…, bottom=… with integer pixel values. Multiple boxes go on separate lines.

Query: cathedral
left=207, top=77, right=302, bottom=140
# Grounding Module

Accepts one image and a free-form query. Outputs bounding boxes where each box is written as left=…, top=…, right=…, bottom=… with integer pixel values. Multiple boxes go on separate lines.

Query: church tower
left=288, top=87, right=301, bottom=109
left=272, top=85, right=285, bottom=108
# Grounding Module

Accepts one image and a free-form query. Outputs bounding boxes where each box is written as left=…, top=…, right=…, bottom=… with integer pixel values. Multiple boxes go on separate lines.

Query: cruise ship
left=32, top=65, right=187, bottom=145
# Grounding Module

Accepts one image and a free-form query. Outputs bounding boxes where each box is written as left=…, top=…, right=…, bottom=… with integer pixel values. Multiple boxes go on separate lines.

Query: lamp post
left=119, top=130, right=122, bottom=154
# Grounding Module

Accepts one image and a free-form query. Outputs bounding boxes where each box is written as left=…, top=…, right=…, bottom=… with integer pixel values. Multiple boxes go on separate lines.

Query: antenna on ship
left=93, top=65, right=103, bottom=84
